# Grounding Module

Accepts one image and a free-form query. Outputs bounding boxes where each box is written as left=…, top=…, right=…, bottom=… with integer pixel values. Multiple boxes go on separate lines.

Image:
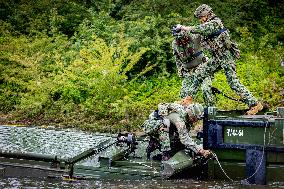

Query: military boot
left=246, top=102, right=263, bottom=115
left=181, top=96, right=193, bottom=106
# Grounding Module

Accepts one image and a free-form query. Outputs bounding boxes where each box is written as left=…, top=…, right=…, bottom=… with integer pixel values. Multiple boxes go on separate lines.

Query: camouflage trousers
left=180, top=75, right=215, bottom=107
left=144, top=114, right=202, bottom=154
left=142, top=112, right=171, bottom=152
left=166, top=112, right=202, bottom=154
left=182, top=50, right=257, bottom=107
left=159, top=131, right=171, bottom=151
left=143, top=109, right=202, bottom=153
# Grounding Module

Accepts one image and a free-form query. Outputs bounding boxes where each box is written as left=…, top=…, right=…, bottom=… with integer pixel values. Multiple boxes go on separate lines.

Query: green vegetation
left=0, top=0, right=283, bottom=132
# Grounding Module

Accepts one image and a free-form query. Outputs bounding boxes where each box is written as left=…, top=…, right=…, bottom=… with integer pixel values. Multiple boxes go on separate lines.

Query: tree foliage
left=0, top=0, right=283, bottom=132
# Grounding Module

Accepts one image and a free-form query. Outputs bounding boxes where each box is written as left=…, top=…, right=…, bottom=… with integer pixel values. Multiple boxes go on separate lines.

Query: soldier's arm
left=172, top=41, right=184, bottom=77
left=181, top=21, right=219, bottom=36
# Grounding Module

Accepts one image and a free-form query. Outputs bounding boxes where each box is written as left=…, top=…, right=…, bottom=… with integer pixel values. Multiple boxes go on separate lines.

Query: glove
left=175, top=24, right=183, bottom=30
left=171, top=24, right=183, bottom=36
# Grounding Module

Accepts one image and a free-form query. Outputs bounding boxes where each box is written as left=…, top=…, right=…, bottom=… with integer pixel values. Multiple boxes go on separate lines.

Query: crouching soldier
left=142, top=110, right=172, bottom=160
left=142, top=102, right=211, bottom=161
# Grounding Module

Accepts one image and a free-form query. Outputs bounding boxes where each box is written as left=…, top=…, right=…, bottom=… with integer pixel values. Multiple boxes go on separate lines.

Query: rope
left=211, top=121, right=269, bottom=183
left=242, top=121, right=268, bottom=182
left=211, top=151, right=234, bottom=181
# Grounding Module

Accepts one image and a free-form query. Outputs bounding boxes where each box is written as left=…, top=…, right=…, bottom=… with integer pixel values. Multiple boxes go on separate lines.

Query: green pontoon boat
left=0, top=107, right=283, bottom=185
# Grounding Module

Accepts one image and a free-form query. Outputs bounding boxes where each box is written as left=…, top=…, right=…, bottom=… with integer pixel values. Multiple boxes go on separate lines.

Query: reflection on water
left=0, top=178, right=283, bottom=189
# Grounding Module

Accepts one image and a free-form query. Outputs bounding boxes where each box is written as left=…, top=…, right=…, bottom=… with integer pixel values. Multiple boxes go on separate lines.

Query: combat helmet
left=172, top=27, right=191, bottom=40
left=172, top=29, right=193, bottom=49
left=177, top=30, right=190, bottom=40
left=194, top=4, right=213, bottom=18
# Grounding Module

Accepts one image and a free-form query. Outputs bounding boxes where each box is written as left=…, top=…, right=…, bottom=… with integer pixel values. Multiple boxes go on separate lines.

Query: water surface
left=0, top=178, right=283, bottom=189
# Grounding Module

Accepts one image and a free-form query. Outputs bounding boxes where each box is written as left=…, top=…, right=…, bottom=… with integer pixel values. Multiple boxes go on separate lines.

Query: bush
left=0, top=0, right=283, bottom=132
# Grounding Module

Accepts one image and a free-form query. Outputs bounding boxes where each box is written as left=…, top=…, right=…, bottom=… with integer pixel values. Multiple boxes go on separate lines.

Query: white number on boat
left=226, top=128, right=244, bottom=137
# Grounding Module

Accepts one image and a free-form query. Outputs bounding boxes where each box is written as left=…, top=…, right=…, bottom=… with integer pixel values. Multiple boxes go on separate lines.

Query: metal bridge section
left=0, top=125, right=160, bottom=179
left=1, top=107, right=283, bottom=183
left=0, top=126, right=112, bottom=159
left=0, top=125, right=116, bottom=178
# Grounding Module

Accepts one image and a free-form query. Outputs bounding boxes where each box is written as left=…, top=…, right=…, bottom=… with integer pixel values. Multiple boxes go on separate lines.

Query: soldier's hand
left=175, top=24, right=183, bottom=30
left=180, top=26, right=193, bottom=31
left=198, top=149, right=211, bottom=158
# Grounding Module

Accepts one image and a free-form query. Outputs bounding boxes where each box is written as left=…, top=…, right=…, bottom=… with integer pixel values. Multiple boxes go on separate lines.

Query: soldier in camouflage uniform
left=142, top=102, right=210, bottom=159
left=172, top=29, right=215, bottom=107
left=142, top=110, right=172, bottom=160
left=176, top=4, right=263, bottom=115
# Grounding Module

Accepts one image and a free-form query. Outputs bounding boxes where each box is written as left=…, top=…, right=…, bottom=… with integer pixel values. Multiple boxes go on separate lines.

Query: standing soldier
left=172, top=29, right=215, bottom=107
left=176, top=4, right=263, bottom=115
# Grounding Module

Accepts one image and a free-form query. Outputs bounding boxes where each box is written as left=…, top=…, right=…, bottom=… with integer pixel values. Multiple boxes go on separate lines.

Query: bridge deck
left=0, top=125, right=113, bottom=161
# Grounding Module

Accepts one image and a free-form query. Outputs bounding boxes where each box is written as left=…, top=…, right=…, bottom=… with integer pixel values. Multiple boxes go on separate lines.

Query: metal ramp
left=0, top=125, right=161, bottom=179
left=0, top=126, right=112, bottom=158
left=0, top=125, right=116, bottom=178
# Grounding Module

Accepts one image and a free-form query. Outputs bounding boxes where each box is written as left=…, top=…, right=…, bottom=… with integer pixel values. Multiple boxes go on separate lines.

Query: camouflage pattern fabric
left=192, top=16, right=231, bottom=56
left=159, top=130, right=171, bottom=152
left=184, top=103, right=204, bottom=122
left=187, top=15, right=258, bottom=107
left=181, top=76, right=215, bottom=107
left=142, top=111, right=171, bottom=152
left=142, top=103, right=204, bottom=154
left=194, top=4, right=213, bottom=18
left=158, top=103, right=188, bottom=119
left=172, top=31, right=215, bottom=107
left=172, top=30, right=197, bottom=66
left=158, top=103, right=204, bottom=153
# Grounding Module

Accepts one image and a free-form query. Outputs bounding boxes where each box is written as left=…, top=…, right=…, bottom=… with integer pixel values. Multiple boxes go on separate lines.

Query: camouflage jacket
left=158, top=103, right=203, bottom=124
left=141, top=111, right=171, bottom=151
left=158, top=103, right=188, bottom=121
left=172, top=33, right=206, bottom=77
left=142, top=111, right=163, bottom=135
left=191, top=16, right=232, bottom=57
left=141, top=103, right=191, bottom=136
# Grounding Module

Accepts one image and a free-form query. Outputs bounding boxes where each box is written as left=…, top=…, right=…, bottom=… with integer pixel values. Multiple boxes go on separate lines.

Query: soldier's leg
left=180, top=71, right=201, bottom=99
left=159, top=131, right=171, bottom=160
left=159, top=131, right=171, bottom=152
left=222, top=57, right=263, bottom=114
left=222, top=58, right=257, bottom=107
left=183, top=59, right=221, bottom=98
left=180, top=77, right=190, bottom=98
left=201, top=76, right=215, bottom=107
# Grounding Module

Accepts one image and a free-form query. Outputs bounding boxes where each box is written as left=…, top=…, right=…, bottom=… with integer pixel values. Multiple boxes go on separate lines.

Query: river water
left=0, top=177, right=283, bottom=189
